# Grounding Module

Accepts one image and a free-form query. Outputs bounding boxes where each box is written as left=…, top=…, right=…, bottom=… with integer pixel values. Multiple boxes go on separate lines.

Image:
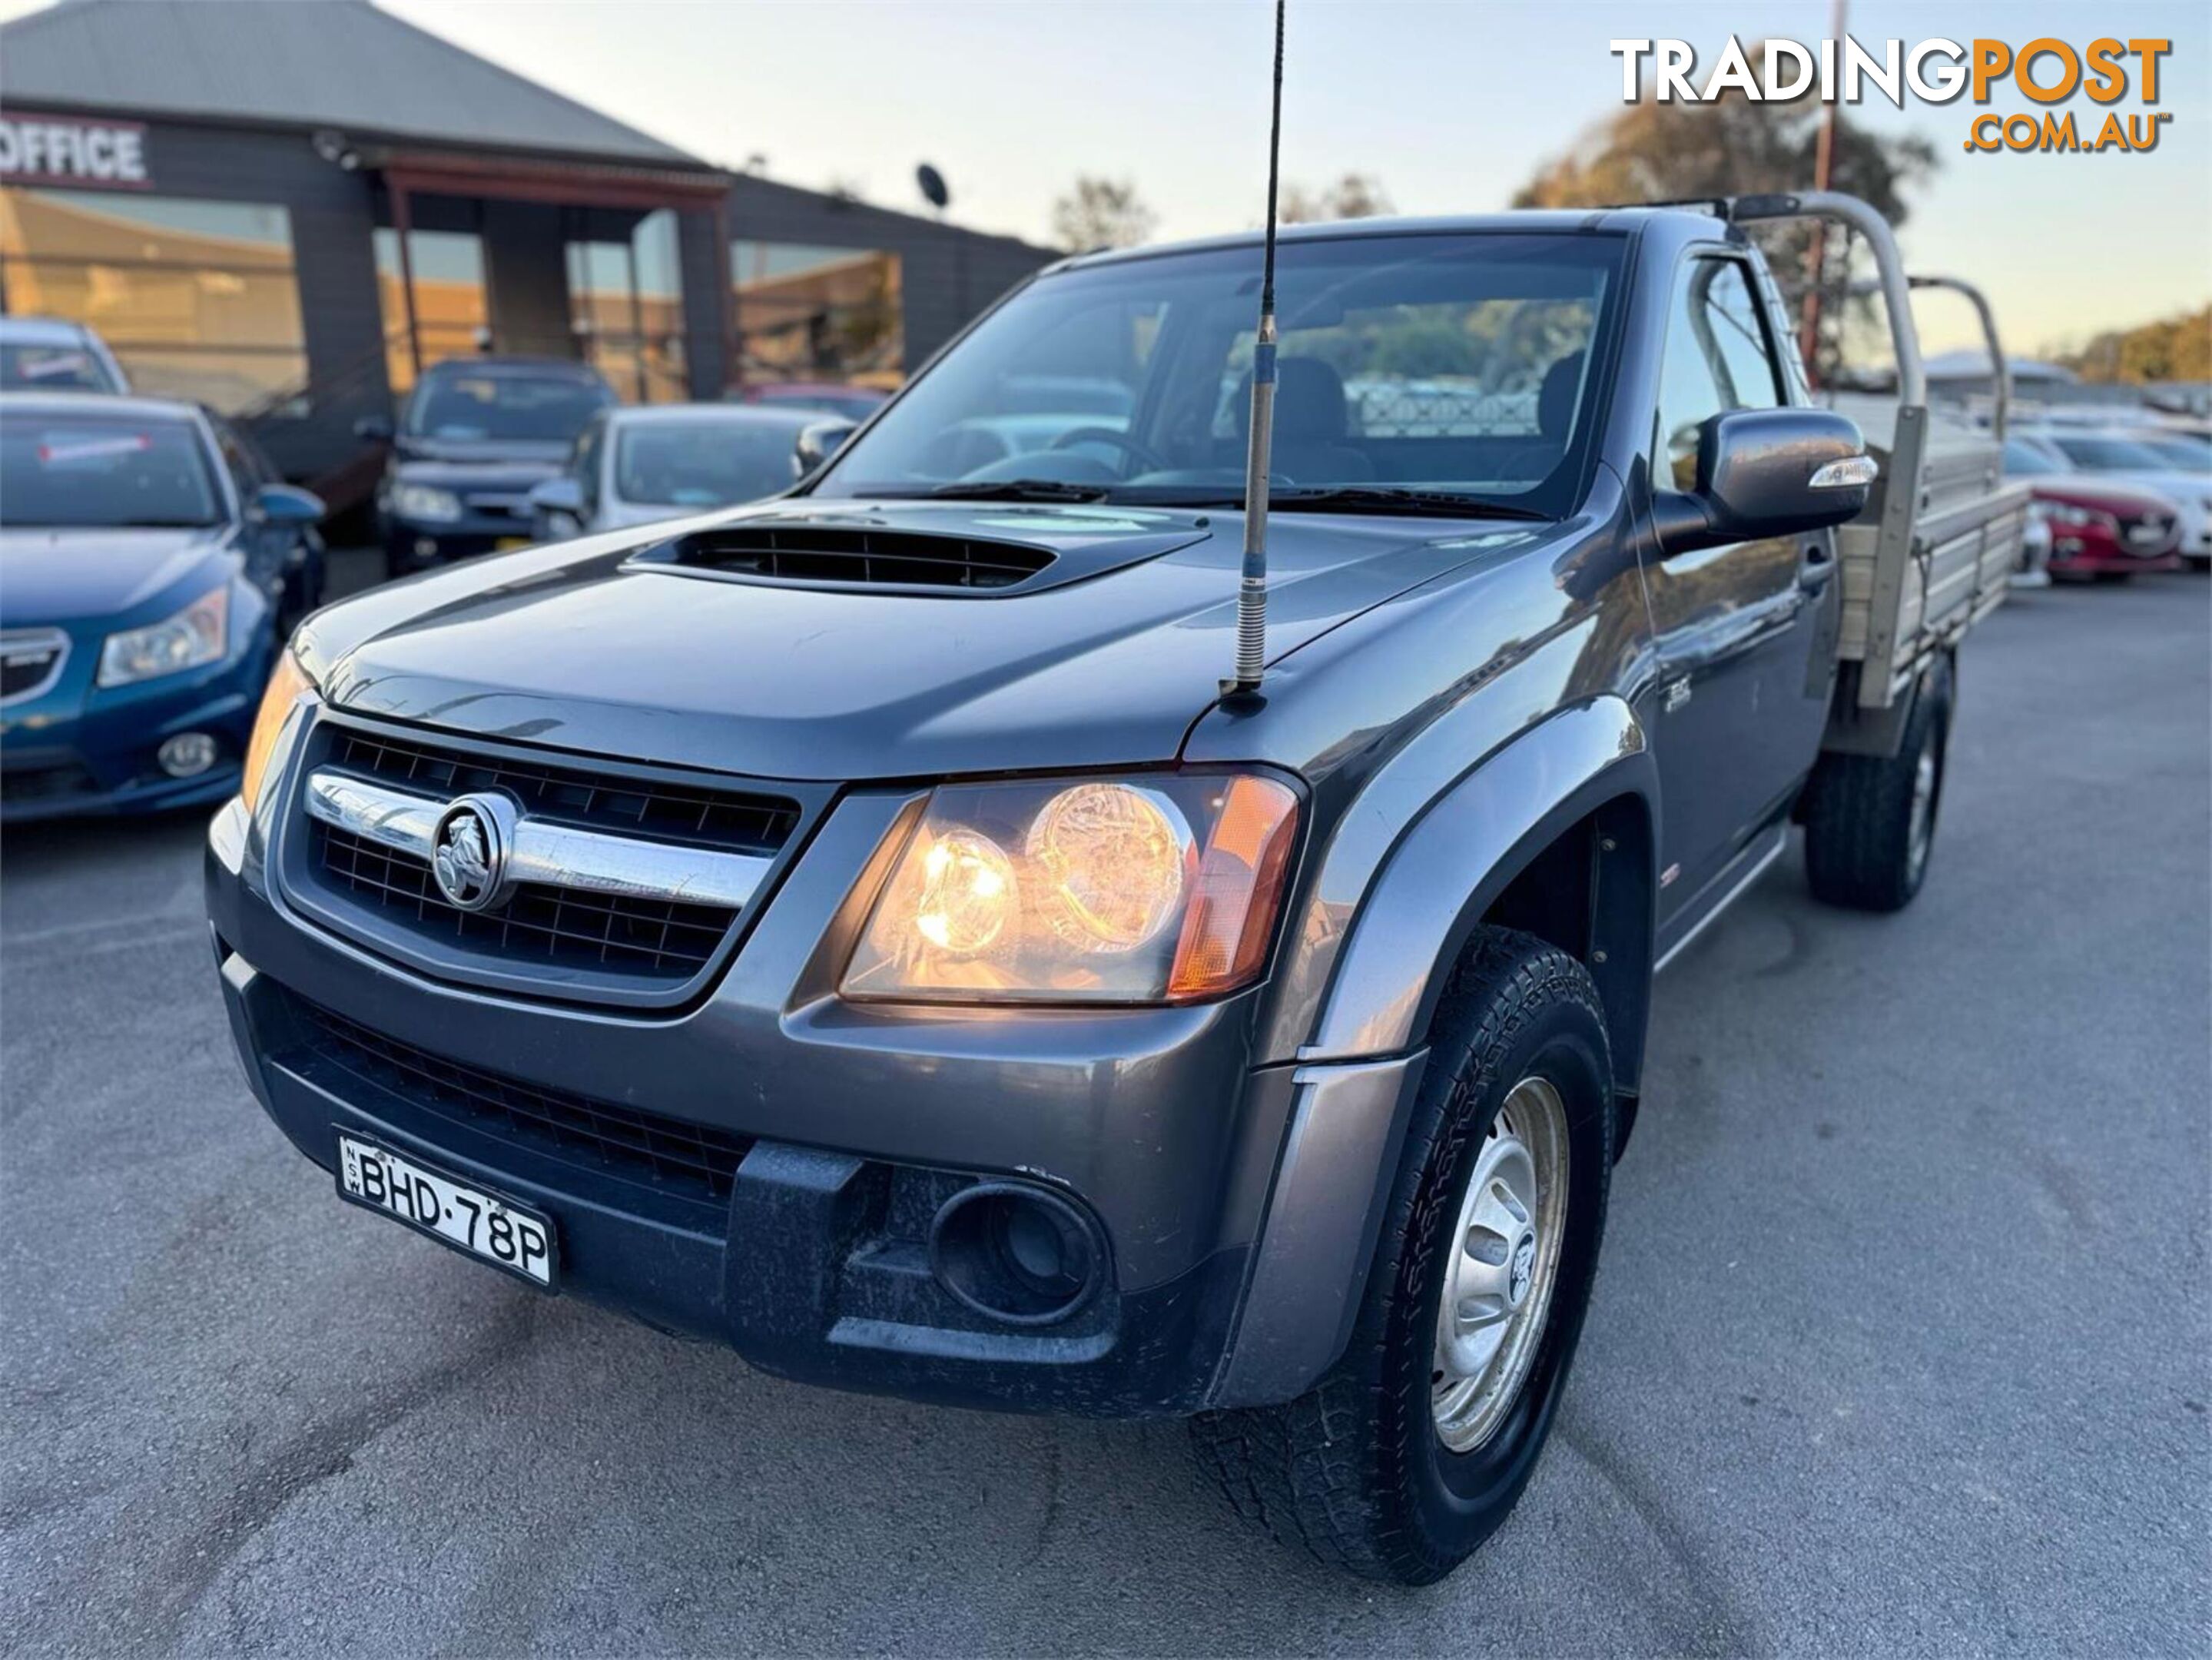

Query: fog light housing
left=157, top=732, right=219, bottom=778
left=928, top=1183, right=1103, bottom=1327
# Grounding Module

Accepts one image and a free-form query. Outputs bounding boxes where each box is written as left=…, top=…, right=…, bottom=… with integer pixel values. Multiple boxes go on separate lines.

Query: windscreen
left=407, top=370, right=614, bottom=443
left=1, top=341, right=119, bottom=393
left=616, top=420, right=798, bottom=507
left=2046, top=434, right=2174, bottom=473
left=2132, top=436, right=2211, bottom=471
left=0, top=410, right=222, bottom=528
left=2002, top=440, right=2065, bottom=476
left=811, top=231, right=1626, bottom=518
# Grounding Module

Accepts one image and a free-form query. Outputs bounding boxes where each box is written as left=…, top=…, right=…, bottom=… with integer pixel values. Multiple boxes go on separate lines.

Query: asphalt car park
left=1, top=576, right=2205, bottom=1655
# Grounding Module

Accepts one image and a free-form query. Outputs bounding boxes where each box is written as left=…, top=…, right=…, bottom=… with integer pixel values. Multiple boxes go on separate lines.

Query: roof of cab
left=607, top=403, right=817, bottom=430
left=1044, top=206, right=1729, bottom=274
left=419, top=356, right=612, bottom=379
left=0, top=389, right=207, bottom=423
left=0, top=316, right=103, bottom=346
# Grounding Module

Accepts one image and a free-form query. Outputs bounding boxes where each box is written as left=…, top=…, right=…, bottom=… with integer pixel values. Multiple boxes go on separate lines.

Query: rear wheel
left=1191, top=929, right=1613, bottom=1585
left=1802, top=656, right=1952, bottom=912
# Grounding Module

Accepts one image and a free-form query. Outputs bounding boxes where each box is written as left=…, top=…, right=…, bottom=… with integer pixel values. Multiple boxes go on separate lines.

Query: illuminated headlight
left=98, top=587, right=228, bottom=686
left=842, top=774, right=1300, bottom=1004
left=390, top=483, right=463, bottom=523
left=240, top=648, right=314, bottom=808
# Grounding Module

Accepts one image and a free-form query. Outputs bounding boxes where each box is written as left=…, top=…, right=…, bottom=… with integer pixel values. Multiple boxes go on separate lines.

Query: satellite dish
left=916, top=164, right=950, bottom=212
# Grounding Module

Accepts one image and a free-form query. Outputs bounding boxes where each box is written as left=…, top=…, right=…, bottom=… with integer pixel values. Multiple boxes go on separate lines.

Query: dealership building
left=0, top=0, right=1051, bottom=500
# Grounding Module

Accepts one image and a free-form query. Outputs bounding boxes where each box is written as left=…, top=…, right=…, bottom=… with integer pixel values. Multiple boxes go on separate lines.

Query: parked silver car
left=527, top=403, right=819, bottom=540
left=0, top=316, right=129, bottom=394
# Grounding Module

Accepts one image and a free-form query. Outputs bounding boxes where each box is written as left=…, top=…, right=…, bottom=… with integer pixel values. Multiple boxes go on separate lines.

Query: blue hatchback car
left=1, top=393, right=324, bottom=821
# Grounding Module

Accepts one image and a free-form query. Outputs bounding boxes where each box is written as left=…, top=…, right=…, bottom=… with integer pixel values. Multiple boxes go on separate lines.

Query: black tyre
left=1192, top=929, right=1614, bottom=1585
left=1802, top=656, right=1953, bottom=913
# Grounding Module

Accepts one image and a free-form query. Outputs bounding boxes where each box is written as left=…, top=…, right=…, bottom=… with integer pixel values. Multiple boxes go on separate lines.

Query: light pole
left=1798, top=0, right=1848, bottom=385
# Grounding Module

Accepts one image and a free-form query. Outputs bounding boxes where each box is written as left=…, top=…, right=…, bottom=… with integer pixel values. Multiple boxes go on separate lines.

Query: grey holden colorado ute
left=207, top=193, right=2022, bottom=1583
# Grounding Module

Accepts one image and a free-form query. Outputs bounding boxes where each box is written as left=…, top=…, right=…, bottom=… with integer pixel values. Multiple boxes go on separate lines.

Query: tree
left=2062, top=307, right=2212, bottom=385
left=1515, top=67, right=1938, bottom=383
left=1050, top=177, right=1157, bottom=252
left=1281, top=172, right=1394, bottom=224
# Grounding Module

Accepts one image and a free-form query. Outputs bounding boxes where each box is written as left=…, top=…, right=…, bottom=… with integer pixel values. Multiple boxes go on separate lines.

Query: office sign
left=0, top=111, right=151, bottom=191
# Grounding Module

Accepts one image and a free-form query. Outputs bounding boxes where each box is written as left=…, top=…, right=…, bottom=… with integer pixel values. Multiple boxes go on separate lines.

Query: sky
left=5, top=1, right=2208, bottom=355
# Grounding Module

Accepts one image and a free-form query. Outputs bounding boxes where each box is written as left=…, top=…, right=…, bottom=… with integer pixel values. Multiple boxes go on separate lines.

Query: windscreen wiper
left=887, top=480, right=1116, bottom=504
left=1266, top=486, right=1554, bottom=520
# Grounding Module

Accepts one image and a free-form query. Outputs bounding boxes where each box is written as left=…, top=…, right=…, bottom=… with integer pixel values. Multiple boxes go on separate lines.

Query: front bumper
left=380, top=514, right=536, bottom=567
left=1, top=646, right=267, bottom=822
left=205, top=767, right=1411, bottom=1416
left=2049, top=547, right=2184, bottom=576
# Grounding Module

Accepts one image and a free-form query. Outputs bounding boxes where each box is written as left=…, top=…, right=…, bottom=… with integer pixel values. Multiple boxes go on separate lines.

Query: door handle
left=1797, top=540, right=1837, bottom=592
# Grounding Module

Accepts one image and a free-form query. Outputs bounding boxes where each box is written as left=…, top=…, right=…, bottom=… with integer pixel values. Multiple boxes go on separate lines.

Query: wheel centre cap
left=1507, top=1231, right=1537, bottom=1306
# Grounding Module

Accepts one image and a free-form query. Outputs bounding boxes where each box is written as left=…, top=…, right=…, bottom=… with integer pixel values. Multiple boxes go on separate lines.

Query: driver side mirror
left=1652, top=408, right=1874, bottom=556
left=527, top=476, right=585, bottom=518
left=250, top=483, right=326, bottom=526
left=793, top=417, right=859, bottom=477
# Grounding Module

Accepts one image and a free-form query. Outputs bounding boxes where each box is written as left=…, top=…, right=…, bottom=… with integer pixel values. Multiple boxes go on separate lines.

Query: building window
left=569, top=209, right=685, bottom=403
left=0, top=188, right=307, bottom=413
left=731, top=241, right=901, bottom=389
left=373, top=227, right=488, bottom=393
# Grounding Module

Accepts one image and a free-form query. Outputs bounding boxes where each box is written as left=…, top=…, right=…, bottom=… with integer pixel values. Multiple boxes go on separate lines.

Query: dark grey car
left=208, top=201, right=2006, bottom=1583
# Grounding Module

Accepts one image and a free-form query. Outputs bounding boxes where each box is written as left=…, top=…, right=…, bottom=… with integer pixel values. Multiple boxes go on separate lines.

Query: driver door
left=1640, top=252, right=1836, bottom=927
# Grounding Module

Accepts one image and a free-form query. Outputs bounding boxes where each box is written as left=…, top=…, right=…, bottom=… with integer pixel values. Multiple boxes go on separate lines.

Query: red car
left=2005, top=441, right=2183, bottom=580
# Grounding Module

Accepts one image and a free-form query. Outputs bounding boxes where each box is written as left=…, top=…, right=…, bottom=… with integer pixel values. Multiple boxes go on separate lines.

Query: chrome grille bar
left=303, top=769, right=771, bottom=912
left=0, top=628, right=71, bottom=707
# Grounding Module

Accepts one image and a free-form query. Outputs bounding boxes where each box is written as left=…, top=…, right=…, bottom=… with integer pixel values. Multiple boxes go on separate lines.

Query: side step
left=1654, top=823, right=1787, bottom=973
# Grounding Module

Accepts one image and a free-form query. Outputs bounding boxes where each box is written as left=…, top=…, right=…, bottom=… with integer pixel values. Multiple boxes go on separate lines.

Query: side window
left=1653, top=257, right=1785, bottom=490
left=207, top=417, right=265, bottom=510
left=572, top=417, right=605, bottom=514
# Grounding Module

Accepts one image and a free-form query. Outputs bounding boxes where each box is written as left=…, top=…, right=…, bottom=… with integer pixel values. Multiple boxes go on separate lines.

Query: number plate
left=336, top=1133, right=556, bottom=1288
left=493, top=536, right=532, bottom=552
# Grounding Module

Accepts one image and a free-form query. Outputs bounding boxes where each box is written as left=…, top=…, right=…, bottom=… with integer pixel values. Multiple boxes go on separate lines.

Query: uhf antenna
left=1225, top=0, right=1286, bottom=700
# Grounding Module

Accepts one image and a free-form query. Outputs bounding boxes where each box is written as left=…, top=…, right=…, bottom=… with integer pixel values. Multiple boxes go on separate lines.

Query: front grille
left=2123, top=515, right=2174, bottom=551
left=1, top=631, right=68, bottom=704
left=296, top=998, right=754, bottom=1203
left=655, top=524, right=1055, bottom=590
left=1, top=760, right=95, bottom=803
left=463, top=492, right=532, bottom=521
left=313, top=821, right=735, bottom=980
left=327, top=729, right=798, bottom=855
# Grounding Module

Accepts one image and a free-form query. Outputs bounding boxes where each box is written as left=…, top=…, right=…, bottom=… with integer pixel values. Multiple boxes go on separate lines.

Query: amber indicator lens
left=240, top=648, right=312, bottom=810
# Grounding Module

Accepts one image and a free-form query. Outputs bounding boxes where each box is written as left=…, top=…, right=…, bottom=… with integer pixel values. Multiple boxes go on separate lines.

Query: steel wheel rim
left=1907, top=735, right=1939, bottom=882
left=1431, top=1075, right=1570, bottom=1454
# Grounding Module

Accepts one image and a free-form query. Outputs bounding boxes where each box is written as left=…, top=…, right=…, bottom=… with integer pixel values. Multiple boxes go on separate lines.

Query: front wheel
left=1191, top=929, right=1614, bottom=1585
left=1802, top=656, right=1953, bottom=913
